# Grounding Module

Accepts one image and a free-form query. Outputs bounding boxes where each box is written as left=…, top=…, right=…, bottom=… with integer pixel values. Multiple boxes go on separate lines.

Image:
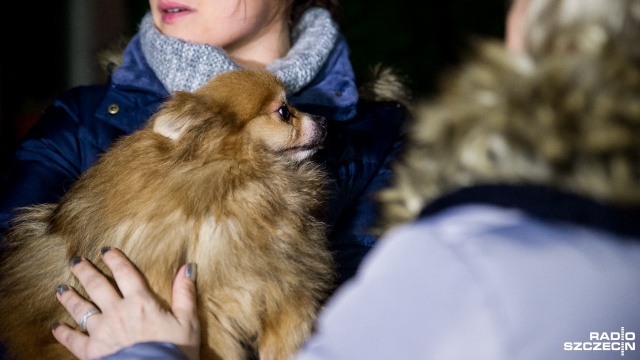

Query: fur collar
left=376, top=38, right=640, bottom=232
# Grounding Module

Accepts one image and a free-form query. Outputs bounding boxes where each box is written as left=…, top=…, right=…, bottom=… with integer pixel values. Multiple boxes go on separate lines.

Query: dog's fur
left=0, top=69, right=335, bottom=360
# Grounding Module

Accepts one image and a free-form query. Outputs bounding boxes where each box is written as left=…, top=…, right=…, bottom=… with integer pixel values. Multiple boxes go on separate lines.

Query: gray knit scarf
left=140, top=7, right=338, bottom=94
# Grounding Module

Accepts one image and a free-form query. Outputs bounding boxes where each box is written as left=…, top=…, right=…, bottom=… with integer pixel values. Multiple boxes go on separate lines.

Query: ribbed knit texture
left=140, top=7, right=338, bottom=94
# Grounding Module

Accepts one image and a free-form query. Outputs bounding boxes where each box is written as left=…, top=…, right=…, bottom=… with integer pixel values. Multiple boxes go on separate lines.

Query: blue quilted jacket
left=0, top=33, right=406, bottom=285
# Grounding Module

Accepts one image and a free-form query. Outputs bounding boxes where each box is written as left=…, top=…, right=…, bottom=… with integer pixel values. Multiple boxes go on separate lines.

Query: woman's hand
left=52, top=247, right=200, bottom=360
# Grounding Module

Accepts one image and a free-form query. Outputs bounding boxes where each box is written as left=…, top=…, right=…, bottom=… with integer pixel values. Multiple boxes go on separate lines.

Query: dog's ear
left=152, top=92, right=200, bottom=140
left=153, top=111, right=191, bottom=140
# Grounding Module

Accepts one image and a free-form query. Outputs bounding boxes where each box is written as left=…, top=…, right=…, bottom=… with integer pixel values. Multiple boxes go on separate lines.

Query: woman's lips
left=157, top=1, right=194, bottom=24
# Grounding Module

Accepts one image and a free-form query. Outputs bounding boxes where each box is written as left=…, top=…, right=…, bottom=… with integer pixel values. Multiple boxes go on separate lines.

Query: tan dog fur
left=0, top=69, right=335, bottom=360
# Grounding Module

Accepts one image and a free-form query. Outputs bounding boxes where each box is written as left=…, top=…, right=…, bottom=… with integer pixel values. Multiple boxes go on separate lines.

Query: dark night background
left=0, top=1, right=508, bottom=170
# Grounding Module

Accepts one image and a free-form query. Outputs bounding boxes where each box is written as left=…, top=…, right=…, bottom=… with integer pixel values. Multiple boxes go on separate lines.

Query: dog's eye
left=277, top=104, right=292, bottom=121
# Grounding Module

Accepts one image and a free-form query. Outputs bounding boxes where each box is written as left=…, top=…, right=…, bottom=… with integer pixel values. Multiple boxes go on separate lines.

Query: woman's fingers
left=55, top=283, right=102, bottom=333
left=171, top=263, right=198, bottom=326
left=170, top=263, right=201, bottom=360
left=53, top=247, right=201, bottom=360
left=51, top=322, right=90, bottom=359
left=69, top=256, right=121, bottom=310
left=100, top=247, right=152, bottom=298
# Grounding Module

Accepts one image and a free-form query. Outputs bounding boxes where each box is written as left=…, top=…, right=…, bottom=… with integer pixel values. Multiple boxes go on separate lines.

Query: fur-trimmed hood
left=376, top=36, right=640, bottom=232
left=357, top=64, right=413, bottom=106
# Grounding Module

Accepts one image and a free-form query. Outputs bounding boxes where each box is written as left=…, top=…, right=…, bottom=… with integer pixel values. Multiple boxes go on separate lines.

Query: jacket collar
left=419, top=184, right=640, bottom=239
left=97, top=32, right=358, bottom=133
left=287, top=34, right=358, bottom=121
left=110, top=33, right=168, bottom=97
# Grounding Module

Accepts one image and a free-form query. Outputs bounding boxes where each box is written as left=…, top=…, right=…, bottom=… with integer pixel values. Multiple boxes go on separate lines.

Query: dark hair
left=290, top=0, right=342, bottom=26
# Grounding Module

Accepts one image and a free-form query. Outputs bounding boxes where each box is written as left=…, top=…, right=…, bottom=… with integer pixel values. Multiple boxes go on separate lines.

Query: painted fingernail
left=51, top=322, right=61, bottom=330
left=186, top=263, right=197, bottom=281
left=69, top=256, right=82, bottom=267
left=56, top=284, right=69, bottom=295
left=101, top=246, right=112, bottom=256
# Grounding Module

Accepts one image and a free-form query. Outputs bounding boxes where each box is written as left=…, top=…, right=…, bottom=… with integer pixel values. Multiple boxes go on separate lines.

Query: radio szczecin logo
left=564, top=327, right=636, bottom=356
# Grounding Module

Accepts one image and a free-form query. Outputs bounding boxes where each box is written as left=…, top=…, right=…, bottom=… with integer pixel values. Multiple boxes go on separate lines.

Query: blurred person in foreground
left=53, top=0, right=640, bottom=359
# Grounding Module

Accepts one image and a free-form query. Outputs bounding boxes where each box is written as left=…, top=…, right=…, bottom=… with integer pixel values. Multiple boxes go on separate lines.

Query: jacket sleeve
left=0, top=87, right=106, bottom=238
left=99, top=342, right=189, bottom=360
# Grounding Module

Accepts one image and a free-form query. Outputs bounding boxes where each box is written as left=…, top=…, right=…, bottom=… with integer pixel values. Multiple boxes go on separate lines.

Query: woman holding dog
left=0, top=0, right=408, bottom=358
left=0, top=1, right=406, bottom=285
left=50, top=0, right=640, bottom=359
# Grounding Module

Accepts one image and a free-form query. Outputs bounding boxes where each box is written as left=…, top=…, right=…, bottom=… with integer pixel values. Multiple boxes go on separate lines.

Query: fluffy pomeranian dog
left=0, top=68, right=335, bottom=360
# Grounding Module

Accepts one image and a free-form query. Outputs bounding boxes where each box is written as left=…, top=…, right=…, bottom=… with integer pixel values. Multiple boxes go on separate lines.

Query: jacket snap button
left=107, top=104, right=120, bottom=114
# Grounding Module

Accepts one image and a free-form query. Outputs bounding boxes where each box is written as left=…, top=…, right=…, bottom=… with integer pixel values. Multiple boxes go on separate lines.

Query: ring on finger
left=79, top=307, right=101, bottom=332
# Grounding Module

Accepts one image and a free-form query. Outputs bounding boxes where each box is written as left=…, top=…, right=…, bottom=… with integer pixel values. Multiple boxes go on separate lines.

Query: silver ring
left=79, top=307, right=101, bottom=332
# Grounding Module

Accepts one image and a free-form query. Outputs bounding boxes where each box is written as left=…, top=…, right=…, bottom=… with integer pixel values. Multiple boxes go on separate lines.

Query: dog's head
left=151, top=69, right=327, bottom=162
